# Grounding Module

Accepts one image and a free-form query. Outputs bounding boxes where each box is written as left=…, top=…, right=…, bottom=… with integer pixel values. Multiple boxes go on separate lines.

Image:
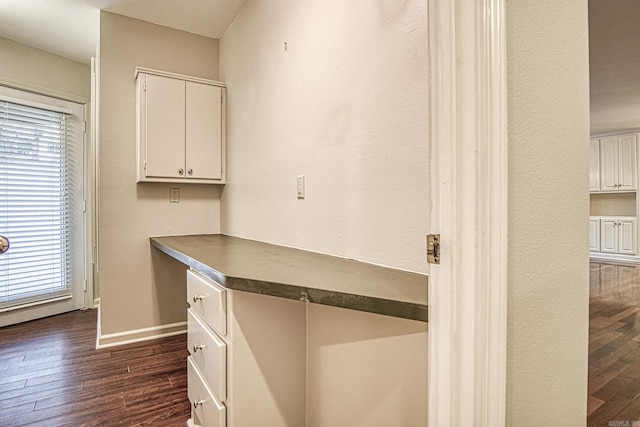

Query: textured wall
left=219, top=0, right=429, bottom=274
left=0, top=37, right=90, bottom=102
left=506, top=0, right=590, bottom=424
left=98, top=12, right=221, bottom=337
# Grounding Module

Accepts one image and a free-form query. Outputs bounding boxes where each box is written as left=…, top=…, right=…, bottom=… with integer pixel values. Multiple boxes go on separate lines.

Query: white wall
left=219, top=0, right=429, bottom=274
left=98, top=12, right=221, bottom=338
left=0, top=37, right=90, bottom=102
left=506, top=1, right=590, bottom=425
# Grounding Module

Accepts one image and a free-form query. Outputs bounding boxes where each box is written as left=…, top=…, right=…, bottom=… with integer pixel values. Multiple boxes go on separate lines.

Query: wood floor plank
left=0, top=309, right=190, bottom=426
left=589, top=262, right=640, bottom=427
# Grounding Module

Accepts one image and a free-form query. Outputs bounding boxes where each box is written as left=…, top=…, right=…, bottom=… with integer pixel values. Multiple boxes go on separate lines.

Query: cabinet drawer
left=188, top=356, right=226, bottom=427
left=187, top=270, right=227, bottom=336
left=188, top=309, right=227, bottom=402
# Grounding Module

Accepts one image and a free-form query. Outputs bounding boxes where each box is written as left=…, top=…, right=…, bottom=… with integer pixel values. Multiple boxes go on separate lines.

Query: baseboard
left=590, top=252, right=640, bottom=264
left=93, top=297, right=100, bottom=309
left=96, top=320, right=187, bottom=349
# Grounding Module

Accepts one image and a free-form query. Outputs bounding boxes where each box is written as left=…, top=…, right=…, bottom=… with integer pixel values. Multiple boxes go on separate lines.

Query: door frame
left=428, top=0, right=508, bottom=425
left=0, top=84, right=92, bottom=325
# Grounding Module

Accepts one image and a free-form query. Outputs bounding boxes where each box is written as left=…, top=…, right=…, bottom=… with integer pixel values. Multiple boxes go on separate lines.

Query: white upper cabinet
left=596, top=134, right=637, bottom=192
left=136, top=68, right=226, bottom=184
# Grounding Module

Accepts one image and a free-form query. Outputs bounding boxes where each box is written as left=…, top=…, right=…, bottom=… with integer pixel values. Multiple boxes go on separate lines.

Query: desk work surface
left=151, top=234, right=428, bottom=322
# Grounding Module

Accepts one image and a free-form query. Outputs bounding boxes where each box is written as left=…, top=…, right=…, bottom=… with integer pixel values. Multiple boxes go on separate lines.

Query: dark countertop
left=151, top=234, right=428, bottom=322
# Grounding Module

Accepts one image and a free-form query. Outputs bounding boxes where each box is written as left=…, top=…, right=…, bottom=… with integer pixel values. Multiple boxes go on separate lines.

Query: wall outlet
left=297, top=175, right=305, bottom=199
left=169, top=187, right=180, bottom=203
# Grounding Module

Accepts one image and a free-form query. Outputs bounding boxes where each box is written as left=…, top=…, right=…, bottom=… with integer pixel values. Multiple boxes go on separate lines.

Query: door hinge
left=427, top=234, right=440, bottom=265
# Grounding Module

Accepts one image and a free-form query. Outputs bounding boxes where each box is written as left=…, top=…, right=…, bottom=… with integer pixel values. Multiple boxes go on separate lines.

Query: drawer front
left=188, top=309, right=227, bottom=402
left=188, top=356, right=226, bottom=427
left=187, top=270, right=227, bottom=336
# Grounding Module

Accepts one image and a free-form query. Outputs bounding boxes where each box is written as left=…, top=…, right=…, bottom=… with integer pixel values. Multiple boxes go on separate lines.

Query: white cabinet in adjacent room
left=590, top=139, right=600, bottom=192
left=136, top=68, right=226, bottom=184
left=600, top=217, right=636, bottom=255
left=589, top=217, right=600, bottom=252
left=599, top=134, right=637, bottom=192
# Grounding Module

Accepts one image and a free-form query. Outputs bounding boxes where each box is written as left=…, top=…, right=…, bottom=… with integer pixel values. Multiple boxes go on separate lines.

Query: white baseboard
left=93, top=297, right=100, bottom=308
left=590, top=252, right=640, bottom=264
left=96, top=319, right=186, bottom=349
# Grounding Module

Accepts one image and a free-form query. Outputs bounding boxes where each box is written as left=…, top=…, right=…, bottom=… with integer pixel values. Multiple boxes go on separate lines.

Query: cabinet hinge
left=427, top=234, right=440, bottom=265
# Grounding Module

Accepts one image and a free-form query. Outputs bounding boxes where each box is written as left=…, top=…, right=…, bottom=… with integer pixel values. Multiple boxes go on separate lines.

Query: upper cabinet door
left=618, top=134, right=637, bottom=191
left=186, top=82, right=223, bottom=180
left=600, top=137, right=619, bottom=192
left=589, top=139, right=600, bottom=192
left=144, top=74, right=186, bottom=179
left=136, top=68, right=226, bottom=184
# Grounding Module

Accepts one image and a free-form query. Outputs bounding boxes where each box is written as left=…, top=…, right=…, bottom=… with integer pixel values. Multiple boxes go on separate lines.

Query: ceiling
left=0, top=0, right=248, bottom=64
left=589, top=0, right=640, bottom=135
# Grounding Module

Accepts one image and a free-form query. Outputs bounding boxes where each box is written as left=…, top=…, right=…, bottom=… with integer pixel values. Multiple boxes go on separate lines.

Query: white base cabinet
left=185, top=269, right=428, bottom=427
left=591, top=216, right=637, bottom=256
left=187, top=269, right=306, bottom=427
left=589, top=217, right=601, bottom=252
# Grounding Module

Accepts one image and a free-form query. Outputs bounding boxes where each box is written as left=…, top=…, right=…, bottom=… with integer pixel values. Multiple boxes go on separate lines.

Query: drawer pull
left=193, top=344, right=207, bottom=353
left=193, top=399, right=207, bottom=409
left=192, top=294, right=207, bottom=303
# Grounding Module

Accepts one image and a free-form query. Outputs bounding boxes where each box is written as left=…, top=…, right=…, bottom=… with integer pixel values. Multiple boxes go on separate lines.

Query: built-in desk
left=151, top=234, right=428, bottom=426
left=151, top=234, right=428, bottom=321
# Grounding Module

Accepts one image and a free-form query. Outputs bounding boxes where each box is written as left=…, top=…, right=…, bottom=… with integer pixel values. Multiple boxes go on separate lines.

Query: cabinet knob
left=193, top=344, right=207, bottom=353
left=193, top=399, right=207, bottom=409
left=179, top=168, right=184, bottom=175
left=188, top=169, right=193, bottom=175
left=192, top=294, right=206, bottom=303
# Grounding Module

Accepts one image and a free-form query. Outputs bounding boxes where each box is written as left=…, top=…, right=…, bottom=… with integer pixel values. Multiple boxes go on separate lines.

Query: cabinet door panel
left=145, top=75, right=186, bottom=178
left=186, top=82, right=223, bottom=180
left=188, top=309, right=227, bottom=402
left=600, top=137, right=619, bottom=191
left=590, top=139, right=600, bottom=192
left=589, top=218, right=600, bottom=252
left=187, top=270, right=227, bottom=336
left=618, top=135, right=637, bottom=191
left=619, top=219, right=637, bottom=255
left=600, top=218, right=619, bottom=253
left=187, top=357, right=226, bottom=427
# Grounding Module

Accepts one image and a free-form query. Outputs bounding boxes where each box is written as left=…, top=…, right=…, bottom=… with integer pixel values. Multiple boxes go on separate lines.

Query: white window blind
left=0, top=99, right=79, bottom=309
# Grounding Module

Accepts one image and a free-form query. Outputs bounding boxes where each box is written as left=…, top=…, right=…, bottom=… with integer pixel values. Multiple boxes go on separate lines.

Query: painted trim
left=134, top=66, right=226, bottom=87
left=0, top=76, right=89, bottom=104
left=592, top=129, right=640, bottom=138
left=590, top=253, right=640, bottom=264
left=96, top=320, right=187, bottom=349
left=428, top=0, right=507, bottom=425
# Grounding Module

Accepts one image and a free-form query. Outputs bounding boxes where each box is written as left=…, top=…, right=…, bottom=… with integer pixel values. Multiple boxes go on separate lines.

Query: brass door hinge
left=427, top=234, right=440, bottom=264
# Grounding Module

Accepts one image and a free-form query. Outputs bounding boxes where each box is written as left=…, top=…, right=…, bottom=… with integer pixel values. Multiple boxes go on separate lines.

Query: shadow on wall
left=151, top=246, right=189, bottom=324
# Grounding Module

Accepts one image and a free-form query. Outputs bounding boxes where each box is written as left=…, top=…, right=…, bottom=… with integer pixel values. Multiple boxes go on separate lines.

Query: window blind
left=0, top=99, right=79, bottom=308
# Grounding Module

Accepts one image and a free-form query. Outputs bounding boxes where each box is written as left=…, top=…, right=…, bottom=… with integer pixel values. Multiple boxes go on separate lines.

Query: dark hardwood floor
left=589, top=261, right=640, bottom=426
left=0, top=309, right=190, bottom=426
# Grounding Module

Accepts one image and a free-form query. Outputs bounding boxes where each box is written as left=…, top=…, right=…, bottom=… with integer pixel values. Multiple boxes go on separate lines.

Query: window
left=0, top=95, right=83, bottom=310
